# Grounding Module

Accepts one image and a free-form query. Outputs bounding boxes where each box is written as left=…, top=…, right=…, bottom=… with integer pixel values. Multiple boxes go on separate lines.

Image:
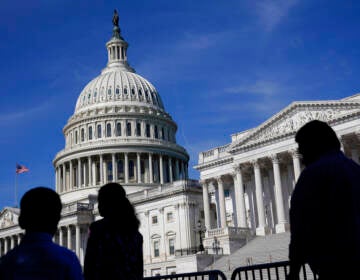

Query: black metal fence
left=144, top=270, right=227, bottom=280
left=144, top=261, right=318, bottom=280
left=231, top=261, right=318, bottom=280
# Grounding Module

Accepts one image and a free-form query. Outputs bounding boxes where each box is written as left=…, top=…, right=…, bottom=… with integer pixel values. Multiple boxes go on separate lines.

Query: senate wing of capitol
left=1, top=10, right=360, bottom=277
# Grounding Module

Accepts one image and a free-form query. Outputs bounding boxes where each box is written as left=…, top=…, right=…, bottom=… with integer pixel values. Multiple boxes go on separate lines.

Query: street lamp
left=197, top=220, right=204, bottom=252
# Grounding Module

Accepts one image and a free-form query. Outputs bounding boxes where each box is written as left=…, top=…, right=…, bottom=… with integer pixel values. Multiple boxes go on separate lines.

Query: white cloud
left=255, top=0, right=299, bottom=31
left=224, top=80, right=282, bottom=96
left=0, top=102, right=52, bottom=124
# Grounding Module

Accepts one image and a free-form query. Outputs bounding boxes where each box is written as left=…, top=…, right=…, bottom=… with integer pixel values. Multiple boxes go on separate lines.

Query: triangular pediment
left=0, top=207, right=20, bottom=229
left=229, top=99, right=360, bottom=153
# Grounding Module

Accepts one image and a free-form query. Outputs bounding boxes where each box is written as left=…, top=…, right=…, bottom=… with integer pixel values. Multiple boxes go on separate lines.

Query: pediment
left=229, top=100, right=360, bottom=152
left=0, top=207, right=20, bottom=229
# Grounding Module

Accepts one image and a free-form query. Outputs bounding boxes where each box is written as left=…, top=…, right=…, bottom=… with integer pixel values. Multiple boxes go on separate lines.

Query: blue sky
left=1, top=0, right=360, bottom=209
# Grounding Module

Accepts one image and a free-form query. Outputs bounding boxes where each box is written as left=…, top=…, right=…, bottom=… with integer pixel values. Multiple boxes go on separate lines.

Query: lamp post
left=197, top=220, right=204, bottom=252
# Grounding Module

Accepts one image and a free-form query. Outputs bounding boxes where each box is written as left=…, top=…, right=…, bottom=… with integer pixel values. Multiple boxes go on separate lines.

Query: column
left=175, top=159, right=180, bottom=181
left=252, top=160, right=267, bottom=235
left=271, top=154, right=288, bottom=233
left=88, top=156, right=92, bottom=186
left=168, top=157, right=173, bottom=183
left=201, top=180, right=211, bottom=230
left=67, top=226, right=71, bottom=250
left=10, top=236, right=14, bottom=249
left=290, top=149, right=301, bottom=183
left=112, top=154, right=116, bottom=182
left=59, top=227, right=63, bottom=246
left=159, top=154, right=164, bottom=184
left=137, top=153, right=141, bottom=183
left=77, top=159, right=81, bottom=188
left=149, top=153, right=153, bottom=183
left=16, top=234, right=21, bottom=245
left=124, top=153, right=129, bottom=184
left=99, top=154, right=104, bottom=184
left=233, top=167, right=247, bottom=228
left=217, top=177, right=227, bottom=228
left=82, top=162, right=86, bottom=186
left=92, top=160, right=97, bottom=185
left=75, top=225, right=80, bottom=257
left=4, top=238, right=8, bottom=254
left=62, top=164, right=66, bottom=192
left=69, top=161, right=73, bottom=190
left=103, top=158, right=108, bottom=184
left=55, top=168, right=59, bottom=192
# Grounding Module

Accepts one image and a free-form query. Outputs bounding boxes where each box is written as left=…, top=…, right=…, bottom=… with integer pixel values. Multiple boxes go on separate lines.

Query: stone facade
left=195, top=94, right=360, bottom=254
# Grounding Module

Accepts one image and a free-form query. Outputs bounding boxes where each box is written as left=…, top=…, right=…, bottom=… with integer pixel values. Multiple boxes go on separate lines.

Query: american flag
left=16, top=163, right=29, bottom=174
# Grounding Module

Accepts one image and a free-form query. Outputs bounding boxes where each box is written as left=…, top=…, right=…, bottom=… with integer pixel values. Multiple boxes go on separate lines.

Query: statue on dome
left=112, top=9, right=119, bottom=27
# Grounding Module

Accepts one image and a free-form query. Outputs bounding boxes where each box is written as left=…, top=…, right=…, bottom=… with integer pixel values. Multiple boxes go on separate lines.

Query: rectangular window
left=224, top=189, right=230, bottom=198
left=152, top=215, right=158, bottom=224
left=97, top=124, right=102, bottom=138
left=127, top=122, right=131, bottom=136
left=146, top=124, right=150, bottom=138
left=154, top=240, right=160, bottom=257
left=136, top=122, right=141, bottom=136
left=169, top=239, right=175, bottom=256
left=166, top=212, right=173, bottom=223
left=116, top=123, right=121, bottom=136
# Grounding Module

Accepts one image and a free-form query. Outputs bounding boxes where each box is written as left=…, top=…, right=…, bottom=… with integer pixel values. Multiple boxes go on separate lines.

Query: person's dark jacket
left=289, top=150, right=360, bottom=275
left=84, top=218, right=143, bottom=280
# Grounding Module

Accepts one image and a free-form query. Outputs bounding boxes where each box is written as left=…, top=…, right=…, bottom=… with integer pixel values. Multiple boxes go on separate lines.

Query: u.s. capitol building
left=2, top=10, right=360, bottom=277
left=0, top=12, right=204, bottom=276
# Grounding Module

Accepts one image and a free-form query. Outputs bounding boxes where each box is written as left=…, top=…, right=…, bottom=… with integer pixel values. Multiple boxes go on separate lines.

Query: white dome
left=75, top=69, right=164, bottom=113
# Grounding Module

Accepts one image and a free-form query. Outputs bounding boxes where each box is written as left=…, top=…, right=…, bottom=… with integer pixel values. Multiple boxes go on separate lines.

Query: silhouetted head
left=97, top=183, right=140, bottom=231
left=18, top=187, right=62, bottom=235
left=295, top=120, right=341, bottom=166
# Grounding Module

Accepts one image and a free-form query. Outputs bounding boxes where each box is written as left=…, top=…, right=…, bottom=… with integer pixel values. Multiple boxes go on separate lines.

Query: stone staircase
left=206, top=233, right=290, bottom=278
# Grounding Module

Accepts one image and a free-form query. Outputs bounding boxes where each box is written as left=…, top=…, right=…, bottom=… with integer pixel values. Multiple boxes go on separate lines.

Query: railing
left=144, top=270, right=227, bottom=280
left=231, top=261, right=318, bottom=280
left=175, top=247, right=199, bottom=256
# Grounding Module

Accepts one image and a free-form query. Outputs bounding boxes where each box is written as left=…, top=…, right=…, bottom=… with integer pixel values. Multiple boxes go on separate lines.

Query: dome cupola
left=53, top=10, right=190, bottom=203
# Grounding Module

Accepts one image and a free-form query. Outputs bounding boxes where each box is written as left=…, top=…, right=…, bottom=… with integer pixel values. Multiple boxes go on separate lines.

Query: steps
left=206, top=233, right=290, bottom=278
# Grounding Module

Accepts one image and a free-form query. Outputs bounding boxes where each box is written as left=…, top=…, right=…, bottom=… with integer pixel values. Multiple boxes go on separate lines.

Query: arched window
left=97, top=124, right=102, bottom=138
left=129, top=160, right=134, bottom=178
left=136, top=122, right=141, bottom=137
left=88, top=126, right=93, bottom=140
left=146, top=124, right=150, bottom=138
left=108, top=89, right=111, bottom=95
left=154, top=126, right=158, bottom=139
left=116, top=88, right=120, bottom=95
left=116, top=123, right=121, bottom=136
left=106, top=123, right=112, bottom=137
left=127, top=122, right=131, bottom=136
left=81, top=128, right=85, bottom=142
left=75, top=131, right=78, bottom=144
left=124, top=88, right=128, bottom=95
left=161, top=127, right=165, bottom=140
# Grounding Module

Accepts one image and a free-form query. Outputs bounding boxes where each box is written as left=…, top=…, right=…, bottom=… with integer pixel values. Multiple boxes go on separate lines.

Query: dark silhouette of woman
left=84, top=183, right=143, bottom=280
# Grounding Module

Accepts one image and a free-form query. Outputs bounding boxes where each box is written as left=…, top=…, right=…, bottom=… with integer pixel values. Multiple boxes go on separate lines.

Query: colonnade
left=0, top=233, right=23, bottom=256
left=201, top=149, right=302, bottom=235
left=201, top=133, right=360, bottom=236
left=56, top=152, right=188, bottom=193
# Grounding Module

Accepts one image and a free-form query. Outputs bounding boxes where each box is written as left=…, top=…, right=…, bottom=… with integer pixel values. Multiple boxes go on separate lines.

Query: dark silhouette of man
left=288, top=120, right=360, bottom=280
left=0, top=187, right=83, bottom=279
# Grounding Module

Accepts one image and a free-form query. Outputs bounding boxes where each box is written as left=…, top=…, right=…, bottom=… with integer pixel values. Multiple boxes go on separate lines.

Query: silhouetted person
left=287, top=120, right=360, bottom=280
left=0, top=187, right=83, bottom=279
left=84, top=183, right=143, bottom=280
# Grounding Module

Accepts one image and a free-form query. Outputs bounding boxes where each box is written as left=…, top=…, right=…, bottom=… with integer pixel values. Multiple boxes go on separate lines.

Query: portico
left=196, top=96, right=360, bottom=254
